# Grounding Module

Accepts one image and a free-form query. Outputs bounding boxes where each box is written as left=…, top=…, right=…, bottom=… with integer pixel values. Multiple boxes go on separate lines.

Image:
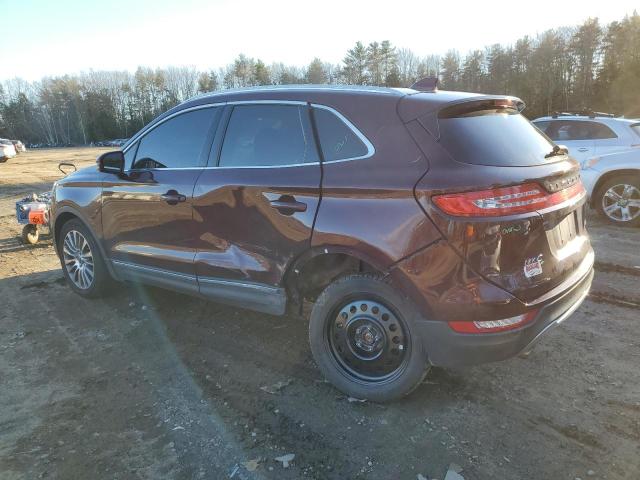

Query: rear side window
left=632, top=123, right=640, bottom=138
left=542, top=120, right=617, bottom=141
left=313, top=107, right=369, bottom=161
left=437, top=105, right=555, bottom=167
left=588, top=122, right=617, bottom=139
left=219, top=104, right=318, bottom=167
left=133, top=108, right=218, bottom=169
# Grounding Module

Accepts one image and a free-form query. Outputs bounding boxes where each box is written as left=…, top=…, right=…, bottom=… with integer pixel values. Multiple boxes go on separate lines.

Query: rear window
left=437, top=105, right=556, bottom=167
left=631, top=123, right=640, bottom=138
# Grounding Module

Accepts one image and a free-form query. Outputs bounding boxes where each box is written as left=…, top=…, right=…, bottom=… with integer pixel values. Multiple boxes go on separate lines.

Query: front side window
left=313, top=107, right=369, bottom=161
left=219, top=104, right=318, bottom=167
left=123, top=141, right=138, bottom=167
left=132, top=108, right=218, bottom=169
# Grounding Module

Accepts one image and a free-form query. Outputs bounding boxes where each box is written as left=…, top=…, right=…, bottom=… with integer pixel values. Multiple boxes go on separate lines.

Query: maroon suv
left=51, top=83, right=594, bottom=401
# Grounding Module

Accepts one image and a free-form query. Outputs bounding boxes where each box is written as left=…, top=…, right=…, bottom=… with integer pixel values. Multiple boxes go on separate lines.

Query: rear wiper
left=545, top=144, right=569, bottom=158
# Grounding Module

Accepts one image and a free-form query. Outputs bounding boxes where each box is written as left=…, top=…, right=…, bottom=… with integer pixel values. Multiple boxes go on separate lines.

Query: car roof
left=177, top=85, right=519, bottom=121
left=122, top=85, right=524, bottom=150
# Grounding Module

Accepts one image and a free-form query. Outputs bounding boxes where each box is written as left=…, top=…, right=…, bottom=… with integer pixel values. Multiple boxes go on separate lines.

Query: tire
left=595, top=175, right=640, bottom=227
left=309, top=273, right=430, bottom=402
left=21, top=224, right=39, bottom=245
left=58, top=219, right=111, bottom=297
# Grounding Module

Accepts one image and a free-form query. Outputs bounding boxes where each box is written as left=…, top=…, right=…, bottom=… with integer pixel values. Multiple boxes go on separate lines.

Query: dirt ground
left=0, top=148, right=639, bottom=480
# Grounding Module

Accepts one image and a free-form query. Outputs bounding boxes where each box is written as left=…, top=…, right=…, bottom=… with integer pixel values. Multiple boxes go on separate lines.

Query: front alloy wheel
left=597, top=177, right=640, bottom=227
left=62, top=229, right=95, bottom=290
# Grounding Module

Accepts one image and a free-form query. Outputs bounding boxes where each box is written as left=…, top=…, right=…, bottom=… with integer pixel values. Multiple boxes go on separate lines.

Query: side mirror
left=97, top=150, right=125, bottom=175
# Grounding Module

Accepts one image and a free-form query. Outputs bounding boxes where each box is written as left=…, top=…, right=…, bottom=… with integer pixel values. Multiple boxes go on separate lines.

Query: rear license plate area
left=547, top=211, right=580, bottom=252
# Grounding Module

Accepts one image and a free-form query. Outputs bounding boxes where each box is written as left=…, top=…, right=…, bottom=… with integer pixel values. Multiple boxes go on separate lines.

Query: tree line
left=0, top=13, right=638, bottom=145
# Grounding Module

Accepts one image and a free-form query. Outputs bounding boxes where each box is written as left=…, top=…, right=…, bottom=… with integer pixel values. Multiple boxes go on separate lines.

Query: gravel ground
left=1, top=148, right=639, bottom=480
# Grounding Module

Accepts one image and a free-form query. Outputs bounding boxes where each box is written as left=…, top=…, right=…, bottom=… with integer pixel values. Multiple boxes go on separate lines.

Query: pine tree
left=254, top=60, right=271, bottom=86
left=440, top=50, right=461, bottom=90
left=306, top=58, right=328, bottom=84
left=342, top=41, right=368, bottom=84
left=197, top=71, right=218, bottom=93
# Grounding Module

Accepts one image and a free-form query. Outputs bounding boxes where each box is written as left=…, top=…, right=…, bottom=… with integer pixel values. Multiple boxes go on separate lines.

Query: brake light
left=433, top=182, right=584, bottom=216
left=448, top=311, right=538, bottom=334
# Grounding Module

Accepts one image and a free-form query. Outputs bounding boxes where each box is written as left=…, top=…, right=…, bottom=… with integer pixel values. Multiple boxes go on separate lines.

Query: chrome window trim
left=187, top=85, right=402, bottom=103
left=120, top=163, right=320, bottom=171
left=123, top=103, right=225, bottom=155
left=122, top=100, right=375, bottom=170
left=206, top=161, right=320, bottom=170
left=310, top=103, right=375, bottom=163
left=228, top=99, right=307, bottom=106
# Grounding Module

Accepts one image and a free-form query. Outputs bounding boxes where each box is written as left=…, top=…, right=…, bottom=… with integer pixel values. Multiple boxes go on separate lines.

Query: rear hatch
left=407, top=96, right=593, bottom=303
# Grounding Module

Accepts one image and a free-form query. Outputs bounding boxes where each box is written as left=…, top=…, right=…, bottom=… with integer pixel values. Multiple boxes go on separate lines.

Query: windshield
left=438, top=108, right=557, bottom=167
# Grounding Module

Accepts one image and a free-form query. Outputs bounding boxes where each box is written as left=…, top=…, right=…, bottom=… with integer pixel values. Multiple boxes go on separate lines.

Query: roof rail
left=410, top=77, right=438, bottom=92
left=551, top=110, right=615, bottom=119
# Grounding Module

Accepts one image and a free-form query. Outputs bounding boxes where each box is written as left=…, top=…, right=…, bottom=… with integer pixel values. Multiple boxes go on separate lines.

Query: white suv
left=533, top=113, right=640, bottom=227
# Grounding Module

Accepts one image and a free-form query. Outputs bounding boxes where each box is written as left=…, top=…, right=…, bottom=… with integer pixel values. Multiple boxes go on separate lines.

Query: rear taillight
left=433, top=182, right=585, bottom=217
left=448, top=311, right=538, bottom=334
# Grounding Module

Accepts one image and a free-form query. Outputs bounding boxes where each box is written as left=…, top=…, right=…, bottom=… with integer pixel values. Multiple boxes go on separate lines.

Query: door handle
left=269, top=195, right=307, bottom=215
left=577, top=147, right=589, bottom=152
left=161, top=190, right=186, bottom=205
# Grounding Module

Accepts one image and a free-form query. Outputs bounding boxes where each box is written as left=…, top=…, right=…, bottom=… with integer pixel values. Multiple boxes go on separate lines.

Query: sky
left=2, top=0, right=638, bottom=81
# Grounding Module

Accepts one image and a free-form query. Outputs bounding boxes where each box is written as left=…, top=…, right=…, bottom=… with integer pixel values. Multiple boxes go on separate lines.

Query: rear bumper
left=416, top=261, right=594, bottom=367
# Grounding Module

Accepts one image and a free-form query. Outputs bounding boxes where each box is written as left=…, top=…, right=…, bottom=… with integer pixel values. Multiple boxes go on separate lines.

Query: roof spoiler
left=410, top=77, right=438, bottom=92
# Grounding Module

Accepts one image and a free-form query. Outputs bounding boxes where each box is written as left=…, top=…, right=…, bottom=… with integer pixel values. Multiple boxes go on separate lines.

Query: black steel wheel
left=328, top=298, right=409, bottom=382
left=310, top=273, right=430, bottom=402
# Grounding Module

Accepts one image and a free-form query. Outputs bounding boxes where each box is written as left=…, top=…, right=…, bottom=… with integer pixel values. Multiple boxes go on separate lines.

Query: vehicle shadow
left=0, top=235, right=52, bottom=254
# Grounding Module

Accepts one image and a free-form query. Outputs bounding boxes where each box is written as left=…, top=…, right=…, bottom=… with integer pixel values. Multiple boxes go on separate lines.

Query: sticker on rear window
left=524, top=254, right=544, bottom=278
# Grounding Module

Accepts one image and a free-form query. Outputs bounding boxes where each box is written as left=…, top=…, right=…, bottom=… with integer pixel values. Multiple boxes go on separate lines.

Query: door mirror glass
left=98, top=150, right=125, bottom=174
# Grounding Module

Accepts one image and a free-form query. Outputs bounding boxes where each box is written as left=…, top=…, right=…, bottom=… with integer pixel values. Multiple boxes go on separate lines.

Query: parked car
left=50, top=84, right=594, bottom=401
left=0, top=139, right=17, bottom=162
left=579, top=149, right=640, bottom=226
left=532, top=112, right=640, bottom=226
left=11, top=140, right=26, bottom=153
left=532, top=111, right=640, bottom=164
